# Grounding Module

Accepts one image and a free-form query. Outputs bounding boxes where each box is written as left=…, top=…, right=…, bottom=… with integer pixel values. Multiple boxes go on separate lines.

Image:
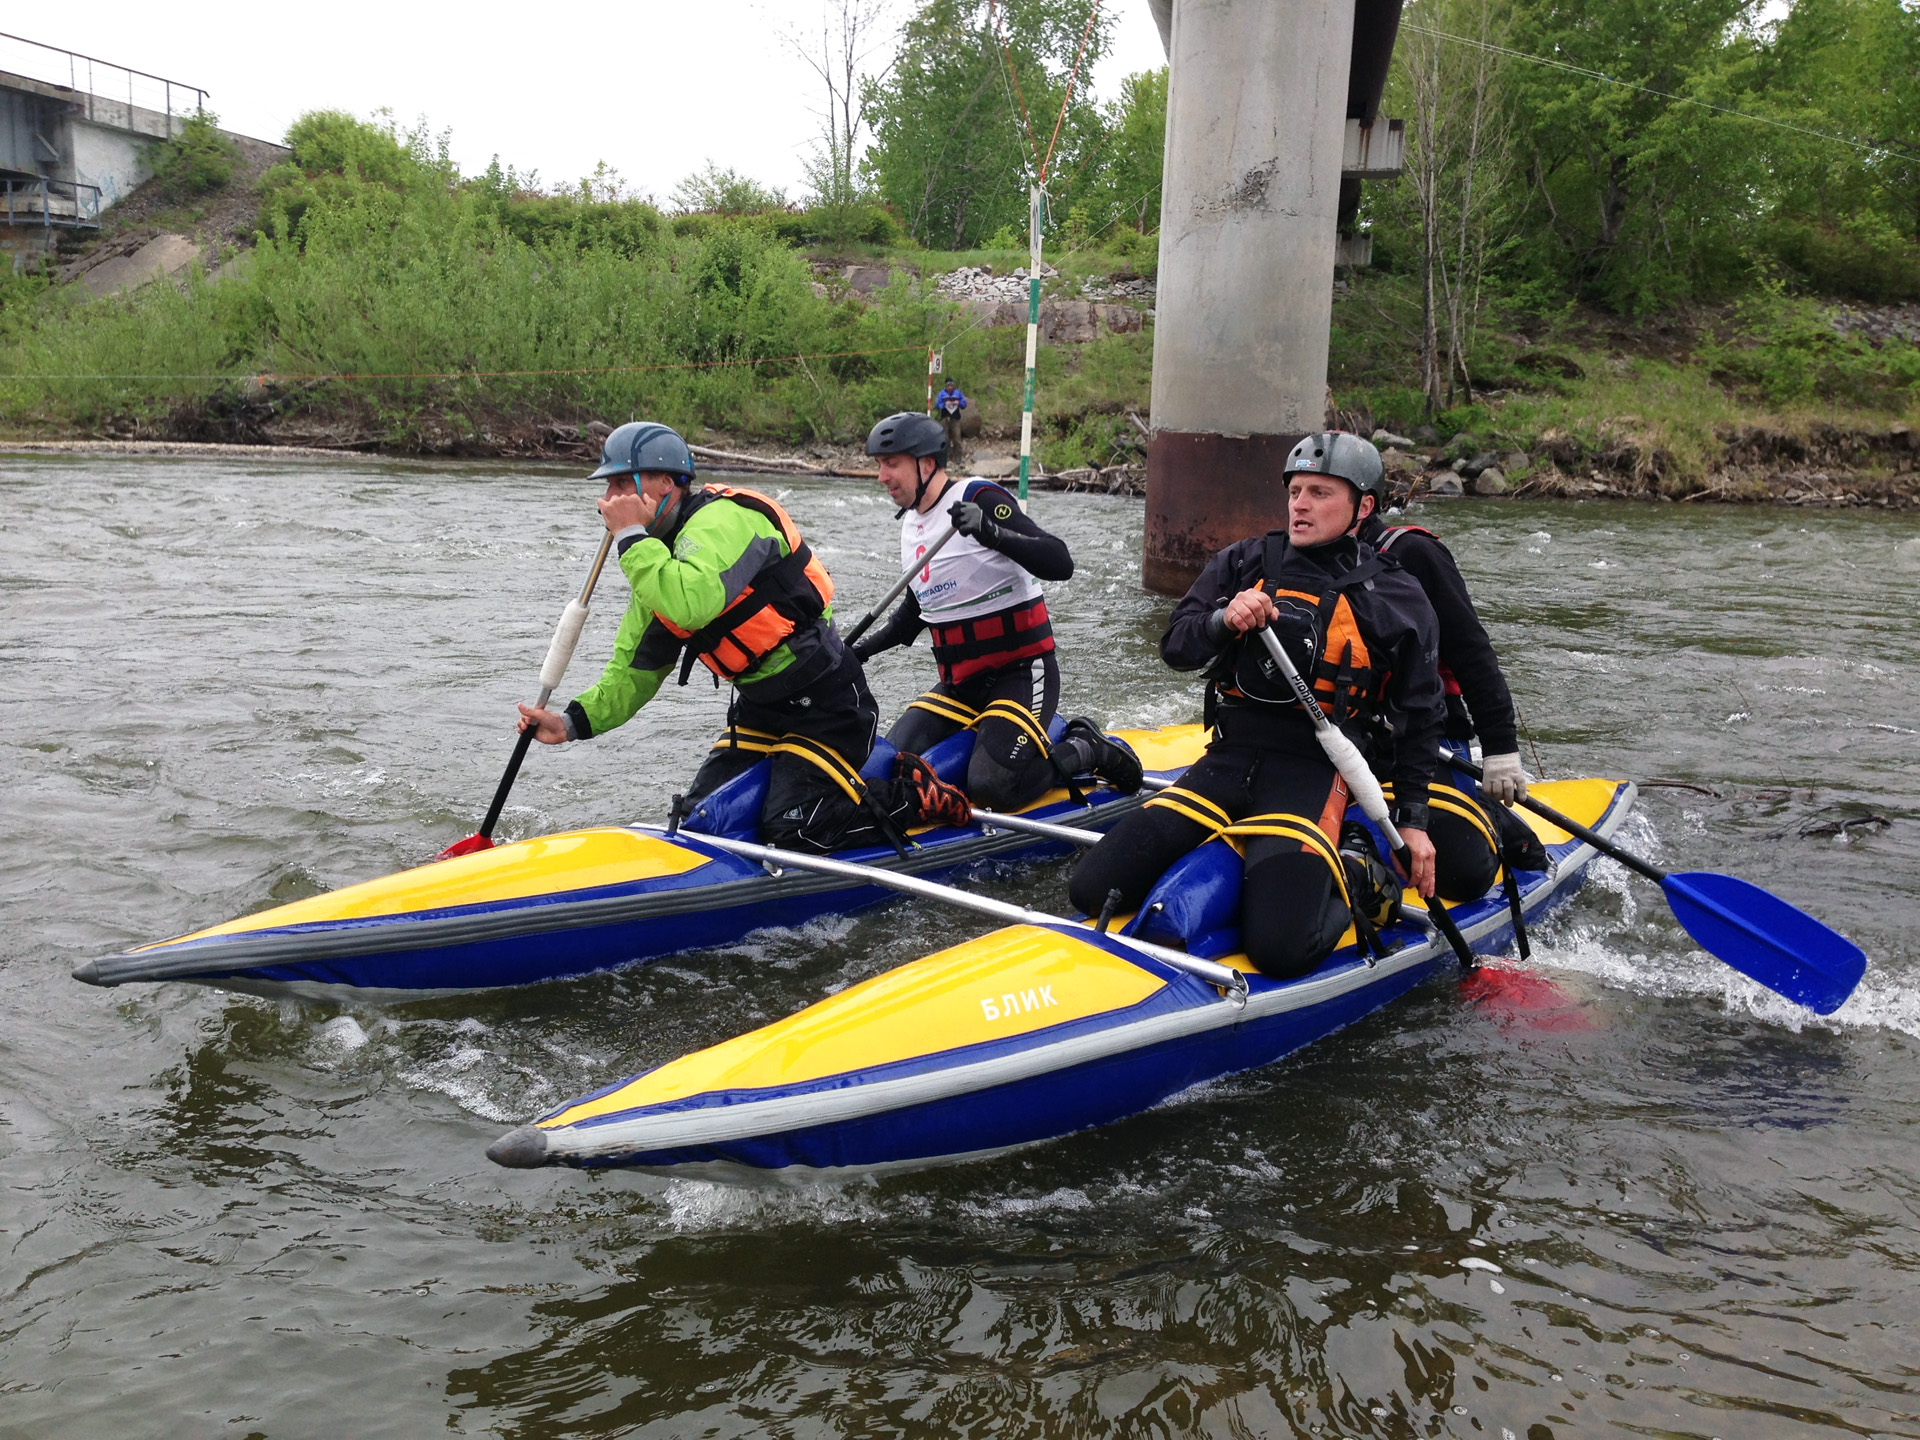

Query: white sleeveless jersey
left=899, top=479, right=1044, bottom=624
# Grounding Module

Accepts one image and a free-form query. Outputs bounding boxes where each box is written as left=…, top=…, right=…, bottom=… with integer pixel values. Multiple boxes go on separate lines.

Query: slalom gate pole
left=1017, top=183, right=1043, bottom=503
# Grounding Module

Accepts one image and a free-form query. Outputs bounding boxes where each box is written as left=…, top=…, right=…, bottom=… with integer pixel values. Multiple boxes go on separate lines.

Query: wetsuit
left=854, top=479, right=1075, bottom=811
left=1069, top=531, right=1446, bottom=979
left=1359, top=514, right=1538, bottom=888
left=564, top=484, right=889, bottom=851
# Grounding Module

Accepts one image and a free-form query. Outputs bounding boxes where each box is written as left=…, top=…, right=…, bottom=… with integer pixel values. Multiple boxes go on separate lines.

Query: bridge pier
left=1143, top=0, right=1403, bottom=595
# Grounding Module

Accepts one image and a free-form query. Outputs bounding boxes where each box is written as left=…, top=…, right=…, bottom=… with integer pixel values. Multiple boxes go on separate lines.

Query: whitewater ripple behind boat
left=72, top=725, right=1207, bottom=1001
left=489, top=778, right=1636, bottom=1178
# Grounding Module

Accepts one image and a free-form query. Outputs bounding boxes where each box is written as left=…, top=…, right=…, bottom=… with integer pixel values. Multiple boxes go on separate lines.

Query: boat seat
left=858, top=737, right=899, bottom=780
left=1122, top=838, right=1241, bottom=959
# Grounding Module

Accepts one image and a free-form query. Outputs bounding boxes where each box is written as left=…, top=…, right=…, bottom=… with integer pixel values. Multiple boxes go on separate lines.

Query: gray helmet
left=589, top=421, right=696, bottom=483
left=1283, top=431, right=1385, bottom=506
left=865, top=411, right=949, bottom=470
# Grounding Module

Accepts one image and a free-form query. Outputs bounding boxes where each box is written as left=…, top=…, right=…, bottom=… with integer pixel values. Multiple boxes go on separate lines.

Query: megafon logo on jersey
left=921, top=579, right=959, bottom=602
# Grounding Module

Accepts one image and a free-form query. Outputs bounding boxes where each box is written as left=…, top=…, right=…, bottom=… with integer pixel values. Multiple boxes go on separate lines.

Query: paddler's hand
left=1221, top=587, right=1278, bottom=634
left=1479, top=751, right=1528, bottom=805
left=597, top=490, right=651, bottom=535
left=516, top=703, right=569, bottom=745
left=1398, top=826, right=1437, bottom=897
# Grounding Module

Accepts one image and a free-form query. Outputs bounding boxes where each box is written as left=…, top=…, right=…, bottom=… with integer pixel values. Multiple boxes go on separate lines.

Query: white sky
left=9, top=3, right=1166, bottom=202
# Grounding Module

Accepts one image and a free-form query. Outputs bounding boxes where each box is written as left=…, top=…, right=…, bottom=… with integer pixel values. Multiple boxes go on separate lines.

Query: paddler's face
left=1287, top=474, right=1373, bottom=547
left=877, top=453, right=930, bottom=510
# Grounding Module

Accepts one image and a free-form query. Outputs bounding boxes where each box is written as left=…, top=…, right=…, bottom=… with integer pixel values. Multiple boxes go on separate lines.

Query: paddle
left=1252, top=625, right=1479, bottom=970
left=436, top=531, right=618, bottom=861
left=673, top=828, right=1249, bottom=999
left=1446, top=752, right=1866, bottom=1015
left=843, top=524, right=959, bottom=647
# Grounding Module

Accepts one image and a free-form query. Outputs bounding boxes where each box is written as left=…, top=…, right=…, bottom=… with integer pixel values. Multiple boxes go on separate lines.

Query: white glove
left=1480, top=751, right=1528, bottom=805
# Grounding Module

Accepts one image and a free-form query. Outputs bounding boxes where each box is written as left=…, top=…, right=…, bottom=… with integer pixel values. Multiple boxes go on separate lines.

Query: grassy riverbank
left=3, top=113, right=1917, bottom=504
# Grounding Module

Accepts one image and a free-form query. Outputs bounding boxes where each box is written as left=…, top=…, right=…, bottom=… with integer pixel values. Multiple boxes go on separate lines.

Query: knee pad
left=967, top=748, right=1048, bottom=813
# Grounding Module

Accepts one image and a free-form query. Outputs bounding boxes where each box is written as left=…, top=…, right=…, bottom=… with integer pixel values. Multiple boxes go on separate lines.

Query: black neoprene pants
left=884, top=651, right=1061, bottom=812
left=1068, top=740, right=1353, bottom=980
left=683, top=647, right=880, bottom=851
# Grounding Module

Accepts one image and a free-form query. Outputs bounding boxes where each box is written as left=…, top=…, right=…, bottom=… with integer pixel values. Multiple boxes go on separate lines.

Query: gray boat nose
left=71, top=959, right=104, bottom=986
left=487, top=1125, right=550, bottom=1168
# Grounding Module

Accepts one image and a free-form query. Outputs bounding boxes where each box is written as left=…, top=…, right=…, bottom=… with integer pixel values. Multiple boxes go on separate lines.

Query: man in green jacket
left=517, top=421, right=968, bottom=849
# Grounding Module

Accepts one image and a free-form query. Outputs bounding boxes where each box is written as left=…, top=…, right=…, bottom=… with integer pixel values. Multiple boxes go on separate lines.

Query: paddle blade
left=434, top=833, right=495, bottom=861
left=1661, top=871, right=1867, bottom=1015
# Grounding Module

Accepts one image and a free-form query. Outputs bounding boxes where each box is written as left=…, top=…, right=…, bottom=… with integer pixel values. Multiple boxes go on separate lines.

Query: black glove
left=948, top=498, right=998, bottom=547
left=851, top=636, right=883, bottom=664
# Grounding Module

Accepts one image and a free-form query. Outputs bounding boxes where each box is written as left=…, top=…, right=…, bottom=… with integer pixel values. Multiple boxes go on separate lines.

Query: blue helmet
left=589, top=421, right=696, bottom=483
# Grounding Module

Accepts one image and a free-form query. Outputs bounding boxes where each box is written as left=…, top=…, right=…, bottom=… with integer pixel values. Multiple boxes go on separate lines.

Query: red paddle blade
left=434, top=833, right=495, bottom=861
left=1460, top=962, right=1594, bottom=1032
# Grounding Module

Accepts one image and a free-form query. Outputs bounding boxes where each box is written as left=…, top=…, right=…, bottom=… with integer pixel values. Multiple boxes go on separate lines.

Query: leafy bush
left=1764, top=215, right=1920, bottom=304
left=151, top=112, right=236, bottom=199
left=1702, top=283, right=1920, bottom=407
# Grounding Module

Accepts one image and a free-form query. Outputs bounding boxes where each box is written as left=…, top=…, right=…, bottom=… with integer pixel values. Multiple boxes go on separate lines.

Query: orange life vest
left=653, top=486, right=835, bottom=685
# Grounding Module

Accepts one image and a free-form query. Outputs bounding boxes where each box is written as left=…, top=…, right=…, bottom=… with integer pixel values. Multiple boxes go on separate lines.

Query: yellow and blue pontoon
left=71, top=724, right=1206, bottom=1001
left=488, top=777, right=1637, bottom=1176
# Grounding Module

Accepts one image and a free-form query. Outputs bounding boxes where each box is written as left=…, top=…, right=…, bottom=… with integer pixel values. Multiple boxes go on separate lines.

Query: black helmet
left=1284, top=431, right=1385, bottom=507
left=866, top=411, right=948, bottom=467
left=590, top=421, right=696, bottom=483
left=866, top=411, right=949, bottom=516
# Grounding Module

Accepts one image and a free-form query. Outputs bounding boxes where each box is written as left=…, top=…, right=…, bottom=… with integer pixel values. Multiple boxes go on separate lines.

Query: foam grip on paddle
left=1314, top=725, right=1391, bottom=826
left=540, top=600, right=590, bottom=692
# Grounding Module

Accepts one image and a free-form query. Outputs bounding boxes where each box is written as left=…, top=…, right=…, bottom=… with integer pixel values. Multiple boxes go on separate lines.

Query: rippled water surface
left=4, top=454, right=1918, bottom=1438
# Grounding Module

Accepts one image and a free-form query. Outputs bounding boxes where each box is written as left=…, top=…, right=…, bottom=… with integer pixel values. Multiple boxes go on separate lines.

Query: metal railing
left=2, top=175, right=102, bottom=228
left=0, top=31, right=206, bottom=130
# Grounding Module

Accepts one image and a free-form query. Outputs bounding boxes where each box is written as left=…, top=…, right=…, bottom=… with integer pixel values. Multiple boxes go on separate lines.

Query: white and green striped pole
left=1017, top=182, right=1043, bottom=502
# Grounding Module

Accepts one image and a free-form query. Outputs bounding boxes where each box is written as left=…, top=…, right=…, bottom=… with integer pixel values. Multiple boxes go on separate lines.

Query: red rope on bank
left=1039, top=0, right=1102, bottom=185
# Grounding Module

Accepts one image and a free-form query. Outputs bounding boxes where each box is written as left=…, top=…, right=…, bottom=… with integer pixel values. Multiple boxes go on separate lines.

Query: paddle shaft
left=1252, top=626, right=1476, bottom=966
left=475, top=531, right=618, bottom=842
left=843, top=524, right=959, bottom=646
left=1444, top=752, right=1663, bottom=883
left=970, top=807, right=1107, bottom=847
left=671, top=829, right=1248, bottom=998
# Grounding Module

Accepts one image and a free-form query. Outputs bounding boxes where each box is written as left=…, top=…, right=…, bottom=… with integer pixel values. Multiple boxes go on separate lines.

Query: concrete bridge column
left=1142, top=0, right=1358, bottom=594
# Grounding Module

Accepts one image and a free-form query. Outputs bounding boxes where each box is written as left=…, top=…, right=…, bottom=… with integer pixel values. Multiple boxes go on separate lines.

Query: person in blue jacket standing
left=934, top=381, right=968, bottom=460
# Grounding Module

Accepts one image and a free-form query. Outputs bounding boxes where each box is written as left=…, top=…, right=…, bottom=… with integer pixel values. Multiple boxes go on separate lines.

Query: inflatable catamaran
left=71, top=724, right=1207, bottom=1001
left=486, top=778, right=1638, bottom=1177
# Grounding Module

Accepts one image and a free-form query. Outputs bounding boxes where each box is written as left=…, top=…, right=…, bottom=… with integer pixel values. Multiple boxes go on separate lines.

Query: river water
left=3, top=454, right=1918, bottom=1438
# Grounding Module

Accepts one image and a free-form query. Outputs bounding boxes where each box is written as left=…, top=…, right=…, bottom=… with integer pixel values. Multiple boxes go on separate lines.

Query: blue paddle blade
left=1661, top=872, right=1867, bottom=1015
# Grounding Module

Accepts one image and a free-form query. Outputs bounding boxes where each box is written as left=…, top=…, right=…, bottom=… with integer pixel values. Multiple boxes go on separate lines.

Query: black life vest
left=1376, top=524, right=1464, bottom=698
left=1213, top=533, right=1391, bottom=724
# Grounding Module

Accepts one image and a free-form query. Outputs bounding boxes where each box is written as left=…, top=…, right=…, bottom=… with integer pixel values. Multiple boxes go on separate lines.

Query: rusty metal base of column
left=1142, top=429, right=1304, bottom=595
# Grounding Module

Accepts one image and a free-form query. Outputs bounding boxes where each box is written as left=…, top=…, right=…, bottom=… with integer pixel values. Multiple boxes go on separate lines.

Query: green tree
left=1501, top=0, right=1763, bottom=310
left=1061, top=66, right=1166, bottom=241
left=863, top=0, right=1110, bottom=249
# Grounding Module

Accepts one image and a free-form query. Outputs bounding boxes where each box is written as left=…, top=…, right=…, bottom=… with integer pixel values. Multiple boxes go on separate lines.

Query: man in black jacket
left=1068, top=432, right=1447, bottom=979
left=1358, top=501, right=1543, bottom=886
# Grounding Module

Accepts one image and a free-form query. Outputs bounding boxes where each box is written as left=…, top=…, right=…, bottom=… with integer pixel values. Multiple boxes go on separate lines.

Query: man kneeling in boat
left=516, top=422, right=970, bottom=850
left=1360, top=481, right=1547, bottom=886
left=1068, top=432, right=1448, bottom=979
left=851, top=411, right=1142, bottom=811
